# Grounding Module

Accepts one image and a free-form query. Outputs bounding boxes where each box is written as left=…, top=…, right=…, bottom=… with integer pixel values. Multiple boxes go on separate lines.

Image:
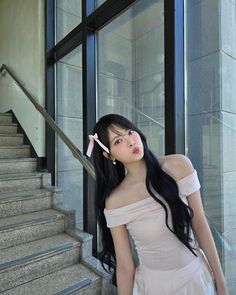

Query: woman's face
left=107, top=125, right=144, bottom=164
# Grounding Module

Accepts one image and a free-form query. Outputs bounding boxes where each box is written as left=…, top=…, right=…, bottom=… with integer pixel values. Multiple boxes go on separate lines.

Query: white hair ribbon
left=86, top=133, right=110, bottom=157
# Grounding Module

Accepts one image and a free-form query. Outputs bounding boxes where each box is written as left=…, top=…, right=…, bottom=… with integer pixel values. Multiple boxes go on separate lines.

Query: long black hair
left=91, top=114, right=196, bottom=272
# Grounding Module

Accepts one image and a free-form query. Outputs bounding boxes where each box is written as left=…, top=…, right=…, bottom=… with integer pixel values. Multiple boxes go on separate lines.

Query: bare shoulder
left=105, top=183, right=128, bottom=210
left=158, top=154, right=195, bottom=181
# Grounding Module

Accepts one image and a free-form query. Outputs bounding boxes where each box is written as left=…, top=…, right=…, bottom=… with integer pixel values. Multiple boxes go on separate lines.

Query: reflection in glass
left=95, top=0, right=107, bottom=8
left=55, top=0, right=82, bottom=43
left=55, top=46, right=83, bottom=229
left=97, top=0, right=165, bottom=155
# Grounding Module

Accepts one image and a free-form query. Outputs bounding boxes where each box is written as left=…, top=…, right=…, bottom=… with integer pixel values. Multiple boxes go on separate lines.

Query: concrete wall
left=220, top=0, right=236, bottom=291
left=0, top=0, right=45, bottom=157
left=187, top=0, right=236, bottom=293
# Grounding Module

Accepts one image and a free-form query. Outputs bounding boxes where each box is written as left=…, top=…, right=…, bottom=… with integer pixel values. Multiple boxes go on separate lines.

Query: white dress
left=104, top=170, right=216, bottom=295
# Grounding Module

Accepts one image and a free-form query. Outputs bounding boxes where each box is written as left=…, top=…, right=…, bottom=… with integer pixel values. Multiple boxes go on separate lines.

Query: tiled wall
left=186, top=0, right=236, bottom=293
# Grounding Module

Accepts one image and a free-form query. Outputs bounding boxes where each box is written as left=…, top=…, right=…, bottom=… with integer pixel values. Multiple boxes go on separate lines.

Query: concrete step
left=0, top=172, right=50, bottom=193
left=0, top=209, right=65, bottom=249
left=0, top=145, right=30, bottom=159
left=0, top=189, right=52, bottom=218
left=0, top=133, right=23, bottom=146
left=0, top=113, right=12, bottom=124
left=0, top=123, right=17, bottom=134
left=0, top=158, right=37, bottom=174
left=0, top=234, right=81, bottom=293
left=1, top=263, right=101, bottom=295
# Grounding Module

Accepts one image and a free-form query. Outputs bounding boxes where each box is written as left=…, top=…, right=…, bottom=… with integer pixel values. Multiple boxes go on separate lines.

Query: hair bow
left=86, top=133, right=110, bottom=157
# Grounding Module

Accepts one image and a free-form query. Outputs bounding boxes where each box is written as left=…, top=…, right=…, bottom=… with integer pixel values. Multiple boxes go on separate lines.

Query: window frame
left=45, top=0, right=185, bottom=254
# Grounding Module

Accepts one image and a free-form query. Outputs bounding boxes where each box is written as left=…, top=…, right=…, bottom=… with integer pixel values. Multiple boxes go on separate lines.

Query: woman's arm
left=110, top=225, right=135, bottom=295
left=188, top=191, right=228, bottom=295
left=162, top=154, right=228, bottom=295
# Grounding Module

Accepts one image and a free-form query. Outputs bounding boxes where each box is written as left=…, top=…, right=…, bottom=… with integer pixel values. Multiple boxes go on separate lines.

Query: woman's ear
left=103, top=151, right=109, bottom=159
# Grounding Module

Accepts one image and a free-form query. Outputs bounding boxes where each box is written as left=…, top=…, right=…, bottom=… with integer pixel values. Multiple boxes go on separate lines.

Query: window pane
left=55, top=0, right=82, bottom=43
left=55, top=46, right=83, bottom=230
left=185, top=1, right=236, bottom=293
left=97, top=0, right=165, bottom=155
left=95, top=0, right=107, bottom=8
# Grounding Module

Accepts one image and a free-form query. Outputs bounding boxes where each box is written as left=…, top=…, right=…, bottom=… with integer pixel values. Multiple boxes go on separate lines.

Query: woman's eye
left=114, top=138, right=122, bottom=145
left=128, top=130, right=134, bottom=135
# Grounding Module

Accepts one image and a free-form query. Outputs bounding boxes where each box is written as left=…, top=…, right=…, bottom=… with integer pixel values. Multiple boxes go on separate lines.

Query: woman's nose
left=127, top=137, right=135, bottom=147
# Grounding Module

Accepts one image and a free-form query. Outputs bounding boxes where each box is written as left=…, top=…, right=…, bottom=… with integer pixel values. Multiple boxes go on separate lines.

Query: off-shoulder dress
left=104, top=170, right=215, bottom=295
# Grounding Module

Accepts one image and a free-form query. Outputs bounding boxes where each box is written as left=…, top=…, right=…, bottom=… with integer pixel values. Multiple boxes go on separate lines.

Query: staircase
left=0, top=113, right=111, bottom=294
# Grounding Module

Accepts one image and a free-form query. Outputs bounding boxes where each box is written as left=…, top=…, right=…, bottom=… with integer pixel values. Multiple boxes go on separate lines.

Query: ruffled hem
left=175, top=262, right=214, bottom=295
left=132, top=253, right=215, bottom=295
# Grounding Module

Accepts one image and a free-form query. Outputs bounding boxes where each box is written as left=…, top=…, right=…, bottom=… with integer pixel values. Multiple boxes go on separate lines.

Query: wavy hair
left=91, top=114, right=196, bottom=272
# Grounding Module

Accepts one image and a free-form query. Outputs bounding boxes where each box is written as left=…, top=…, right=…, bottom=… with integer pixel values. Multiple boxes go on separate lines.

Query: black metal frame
left=45, top=0, right=185, bottom=254
left=164, top=0, right=185, bottom=155
left=45, top=0, right=56, bottom=185
left=82, top=0, right=97, bottom=253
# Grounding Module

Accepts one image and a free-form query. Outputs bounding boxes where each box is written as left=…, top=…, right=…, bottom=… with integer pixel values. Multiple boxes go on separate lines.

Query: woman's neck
left=124, top=158, right=147, bottom=184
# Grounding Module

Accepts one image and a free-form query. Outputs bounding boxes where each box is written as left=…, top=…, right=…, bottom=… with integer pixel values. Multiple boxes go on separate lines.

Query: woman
left=86, top=114, right=228, bottom=295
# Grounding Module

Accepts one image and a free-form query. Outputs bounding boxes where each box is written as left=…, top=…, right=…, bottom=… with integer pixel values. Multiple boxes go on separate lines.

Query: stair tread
left=0, top=113, right=11, bottom=117
left=0, top=116, right=102, bottom=292
left=0, top=172, right=43, bottom=180
left=0, top=145, right=29, bottom=149
left=2, top=263, right=99, bottom=295
left=0, top=133, right=23, bottom=137
left=0, top=122, right=17, bottom=126
left=0, top=157, right=36, bottom=163
left=0, top=233, right=79, bottom=267
left=0, top=209, right=64, bottom=229
left=0, top=188, right=51, bottom=202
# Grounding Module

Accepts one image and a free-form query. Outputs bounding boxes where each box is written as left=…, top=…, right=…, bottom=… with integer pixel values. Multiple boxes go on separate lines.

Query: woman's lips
left=133, top=147, right=140, bottom=154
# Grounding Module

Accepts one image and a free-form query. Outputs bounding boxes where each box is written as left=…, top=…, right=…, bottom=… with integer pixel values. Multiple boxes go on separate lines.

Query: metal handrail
left=0, top=64, right=95, bottom=179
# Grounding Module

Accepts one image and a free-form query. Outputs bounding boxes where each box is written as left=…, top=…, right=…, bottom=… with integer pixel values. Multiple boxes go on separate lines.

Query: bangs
left=108, top=124, right=130, bottom=136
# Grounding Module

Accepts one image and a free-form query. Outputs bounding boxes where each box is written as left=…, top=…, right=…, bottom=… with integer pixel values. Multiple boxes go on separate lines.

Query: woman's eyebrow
left=111, top=134, right=121, bottom=144
left=110, top=130, right=127, bottom=144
